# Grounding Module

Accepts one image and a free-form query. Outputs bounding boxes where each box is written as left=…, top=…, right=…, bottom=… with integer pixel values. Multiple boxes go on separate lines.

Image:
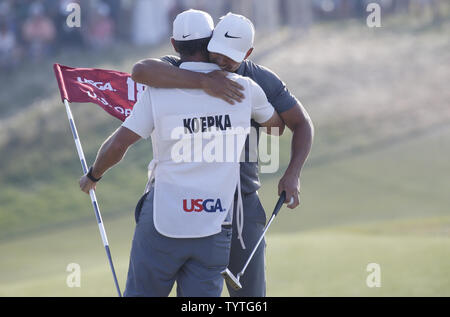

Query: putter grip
left=273, top=191, right=286, bottom=216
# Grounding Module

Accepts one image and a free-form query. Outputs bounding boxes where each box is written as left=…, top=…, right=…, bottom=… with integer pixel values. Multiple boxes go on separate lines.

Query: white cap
left=207, top=13, right=255, bottom=63
left=172, top=9, right=214, bottom=41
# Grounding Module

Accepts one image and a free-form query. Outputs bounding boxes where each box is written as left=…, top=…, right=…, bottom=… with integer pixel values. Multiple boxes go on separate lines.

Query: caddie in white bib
left=147, top=65, right=252, bottom=239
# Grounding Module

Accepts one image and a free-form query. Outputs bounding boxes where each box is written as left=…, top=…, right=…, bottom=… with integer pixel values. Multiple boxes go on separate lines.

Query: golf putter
left=222, top=191, right=289, bottom=290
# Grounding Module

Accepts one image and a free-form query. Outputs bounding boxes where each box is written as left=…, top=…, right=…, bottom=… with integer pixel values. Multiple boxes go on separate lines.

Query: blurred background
left=0, top=0, right=449, bottom=296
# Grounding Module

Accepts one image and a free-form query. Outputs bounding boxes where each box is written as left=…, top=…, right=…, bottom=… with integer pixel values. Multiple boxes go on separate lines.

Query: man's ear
left=244, top=47, right=254, bottom=60
left=171, top=38, right=179, bottom=53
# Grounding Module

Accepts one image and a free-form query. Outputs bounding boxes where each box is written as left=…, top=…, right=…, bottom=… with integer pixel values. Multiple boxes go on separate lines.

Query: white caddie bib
left=148, top=79, right=252, bottom=238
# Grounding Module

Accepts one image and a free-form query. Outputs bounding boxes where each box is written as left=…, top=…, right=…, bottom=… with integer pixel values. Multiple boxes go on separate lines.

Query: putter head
left=221, top=268, right=242, bottom=290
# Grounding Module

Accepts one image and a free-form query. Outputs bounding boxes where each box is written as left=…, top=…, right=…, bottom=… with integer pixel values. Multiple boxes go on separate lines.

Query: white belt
left=236, top=169, right=246, bottom=250
left=144, top=159, right=158, bottom=194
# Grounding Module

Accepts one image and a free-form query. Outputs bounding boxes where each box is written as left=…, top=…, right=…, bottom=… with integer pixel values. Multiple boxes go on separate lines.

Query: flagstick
left=63, top=99, right=122, bottom=297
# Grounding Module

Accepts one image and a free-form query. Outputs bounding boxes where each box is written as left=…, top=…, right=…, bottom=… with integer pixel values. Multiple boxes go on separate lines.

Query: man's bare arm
left=132, top=58, right=204, bottom=88
left=259, top=111, right=285, bottom=136
left=278, top=103, right=314, bottom=209
left=79, top=127, right=141, bottom=194
left=132, top=58, right=244, bottom=104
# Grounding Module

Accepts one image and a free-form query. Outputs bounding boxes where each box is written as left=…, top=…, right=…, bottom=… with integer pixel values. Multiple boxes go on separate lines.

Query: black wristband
left=87, top=166, right=102, bottom=182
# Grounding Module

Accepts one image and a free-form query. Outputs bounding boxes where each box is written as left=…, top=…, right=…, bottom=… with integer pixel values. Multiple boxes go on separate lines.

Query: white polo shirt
left=122, top=62, right=274, bottom=139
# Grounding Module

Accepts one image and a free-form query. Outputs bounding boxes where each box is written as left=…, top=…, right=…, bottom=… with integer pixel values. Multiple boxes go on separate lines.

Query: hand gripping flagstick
left=222, top=191, right=292, bottom=290
left=63, top=99, right=122, bottom=297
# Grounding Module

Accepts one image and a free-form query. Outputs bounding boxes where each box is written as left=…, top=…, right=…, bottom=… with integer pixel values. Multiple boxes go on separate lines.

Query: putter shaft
left=222, top=192, right=287, bottom=290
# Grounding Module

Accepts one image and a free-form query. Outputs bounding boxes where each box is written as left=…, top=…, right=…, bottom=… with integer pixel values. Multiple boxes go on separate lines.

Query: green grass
left=267, top=227, right=450, bottom=296
left=1, top=214, right=449, bottom=296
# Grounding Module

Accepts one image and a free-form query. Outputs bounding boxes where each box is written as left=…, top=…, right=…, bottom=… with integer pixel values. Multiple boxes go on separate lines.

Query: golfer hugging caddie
left=79, top=9, right=283, bottom=297
left=131, top=9, right=314, bottom=296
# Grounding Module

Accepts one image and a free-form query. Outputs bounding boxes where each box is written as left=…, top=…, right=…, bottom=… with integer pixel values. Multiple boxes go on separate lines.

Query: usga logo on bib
left=183, top=199, right=225, bottom=212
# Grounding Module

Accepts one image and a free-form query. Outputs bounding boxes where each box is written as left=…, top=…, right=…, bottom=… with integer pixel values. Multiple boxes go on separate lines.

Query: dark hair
left=173, top=37, right=211, bottom=59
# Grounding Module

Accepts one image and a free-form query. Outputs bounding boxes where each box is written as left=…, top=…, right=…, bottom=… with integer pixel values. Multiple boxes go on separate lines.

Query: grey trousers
left=124, top=189, right=232, bottom=297
left=227, top=191, right=267, bottom=297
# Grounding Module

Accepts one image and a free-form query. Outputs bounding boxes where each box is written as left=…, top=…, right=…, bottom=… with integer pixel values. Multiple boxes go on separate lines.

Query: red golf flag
left=53, top=63, right=146, bottom=122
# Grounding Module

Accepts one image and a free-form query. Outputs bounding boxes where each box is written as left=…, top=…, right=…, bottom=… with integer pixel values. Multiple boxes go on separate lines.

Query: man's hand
left=278, top=172, right=300, bottom=209
left=201, top=70, right=245, bottom=105
left=79, top=174, right=97, bottom=194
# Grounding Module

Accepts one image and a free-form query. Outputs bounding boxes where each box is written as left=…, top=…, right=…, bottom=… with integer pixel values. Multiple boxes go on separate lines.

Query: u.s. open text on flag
left=53, top=63, right=143, bottom=122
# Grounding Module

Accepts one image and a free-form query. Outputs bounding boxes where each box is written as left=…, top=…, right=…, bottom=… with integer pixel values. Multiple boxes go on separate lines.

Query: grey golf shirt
left=161, top=55, right=299, bottom=194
